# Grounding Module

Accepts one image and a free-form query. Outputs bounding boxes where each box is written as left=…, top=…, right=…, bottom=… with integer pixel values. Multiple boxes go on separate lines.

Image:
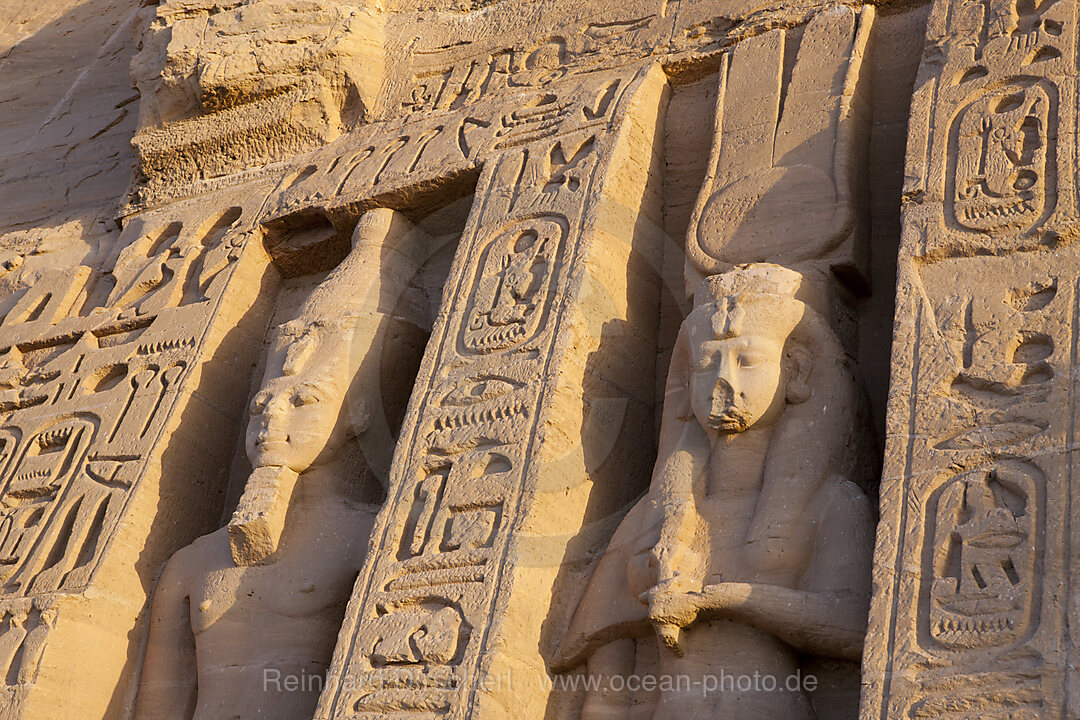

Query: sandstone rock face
left=0, top=0, right=1053, bottom=719
left=130, top=0, right=384, bottom=198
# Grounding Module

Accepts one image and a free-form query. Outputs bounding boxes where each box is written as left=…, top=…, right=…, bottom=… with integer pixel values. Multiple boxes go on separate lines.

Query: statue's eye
left=291, top=390, right=320, bottom=407
left=250, top=392, right=270, bottom=415
left=738, top=352, right=766, bottom=369
left=695, top=354, right=717, bottom=372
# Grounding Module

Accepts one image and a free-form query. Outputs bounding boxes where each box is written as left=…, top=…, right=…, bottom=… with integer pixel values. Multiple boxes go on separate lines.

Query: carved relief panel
left=923, top=460, right=1042, bottom=649
left=948, top=83, right=1053, bottom=233
left=0, top=0, right=943, bottom=716
left=314, top=62, right=666, bottom=720
left=0, top=180, right=277, bottom=717
left=266, top=69, right=626, bottom=228
left=863, top=0, right=1080, bottom=715
left=325, top=139, right=607, bottom=720
left=0, top=189, right=265, bottom=599
left=869, top=255, right=1078, bottom=720
left=901, top=0, right=1075, bottom=257
left=461, top=217, right=569, bottom=354
left=393, top=26, right=655, bottom=119
left=0, top=598, right=56, bottom=698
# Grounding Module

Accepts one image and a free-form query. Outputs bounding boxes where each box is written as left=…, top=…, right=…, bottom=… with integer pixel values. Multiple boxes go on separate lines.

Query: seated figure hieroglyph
left=553, top=263, right=878, bottom=720
left=134, top=209, right=426, bottom=720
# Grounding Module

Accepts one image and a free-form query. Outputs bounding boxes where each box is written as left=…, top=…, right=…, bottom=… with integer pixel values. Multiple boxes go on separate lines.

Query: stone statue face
left=687, top=310, right=787, bottom=433
left=245, top=331, right=351, bottom=472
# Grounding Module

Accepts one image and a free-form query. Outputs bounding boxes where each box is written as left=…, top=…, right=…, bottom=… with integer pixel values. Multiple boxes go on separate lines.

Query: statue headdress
left=691, top=263, right=808, bottom=341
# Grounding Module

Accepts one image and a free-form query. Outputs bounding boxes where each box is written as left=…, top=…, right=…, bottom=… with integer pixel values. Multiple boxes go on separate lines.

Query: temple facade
left=0, top=0, right=1072, bottom=718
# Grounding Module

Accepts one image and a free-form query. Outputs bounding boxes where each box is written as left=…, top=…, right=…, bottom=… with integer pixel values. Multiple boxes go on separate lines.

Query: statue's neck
left=280, top=451, right=358, bottom=511
left=708, top=423, right=775, bottom=479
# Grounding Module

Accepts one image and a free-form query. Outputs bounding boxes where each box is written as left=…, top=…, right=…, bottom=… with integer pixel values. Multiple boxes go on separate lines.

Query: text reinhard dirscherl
left=262, top=667, right=819, bottom=697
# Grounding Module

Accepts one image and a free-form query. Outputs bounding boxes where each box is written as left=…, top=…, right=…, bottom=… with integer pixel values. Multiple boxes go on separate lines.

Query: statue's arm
left=651, top=479, right=875, bottom=661
left=653, top=582, right=867, bottom=660
left=648, top=417, right=714, bottom=606
left=644, top=423, right=712, bottom=653
left=134, top=553, right=198, bottom=720
left=647, top=326, right=711, bottom=592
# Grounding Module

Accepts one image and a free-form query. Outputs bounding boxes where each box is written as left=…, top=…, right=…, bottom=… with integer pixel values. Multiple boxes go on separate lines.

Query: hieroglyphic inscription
left=0, top=179, right=281, bottom=718
left=924, top=460, right=1041, bottom=649
left=863, top=0, right=1080, bottom=716
left=395, top=18, right=664, bottom=117
left=0, top=346, right=179, bottom=599
left=0, top=188, right=265, bottom=601
left=461, top=217, right=568, bottom=354
left=949, top=84, right=1053, bottom=233
left=866, top=254, right=1076, bottom=720
left=902, top=0, right=1074, bottom=257
left=267, top=69, right=627, bottom=225
left=327, top=176, right=585, bottom=720
left=0, top=599, right=55, bottom=690
left=107, top=206, right=244, bottom=316
left=314, top=63, right=662, bottom=720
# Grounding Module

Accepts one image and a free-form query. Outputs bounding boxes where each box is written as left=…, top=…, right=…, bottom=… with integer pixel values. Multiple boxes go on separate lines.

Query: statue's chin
left=707, top=412, right=750, bottom=433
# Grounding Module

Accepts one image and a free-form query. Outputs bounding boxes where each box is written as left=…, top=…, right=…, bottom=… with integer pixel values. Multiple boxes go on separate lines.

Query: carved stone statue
left=134, top=209, right=425, bottom=720
left=553, top=264, right=878, bottom=720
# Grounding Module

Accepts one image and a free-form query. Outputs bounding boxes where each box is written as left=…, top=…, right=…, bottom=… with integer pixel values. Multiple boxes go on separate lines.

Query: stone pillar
left=314, top=63, right=669, bottom=720
left=863, top=0, right=1079, bottom=718
left=0, top=180, right=279, bottom=718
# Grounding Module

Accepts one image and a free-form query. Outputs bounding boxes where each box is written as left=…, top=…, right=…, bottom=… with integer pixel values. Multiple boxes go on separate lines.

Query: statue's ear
left=785, top=345, right=813, bottom=405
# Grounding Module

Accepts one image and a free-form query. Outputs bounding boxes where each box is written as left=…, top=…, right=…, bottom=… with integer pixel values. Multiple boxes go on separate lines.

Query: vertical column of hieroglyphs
left=315, top=63, right=668, bottom=720
left=863, top=0, right=1078, bottom=718
left=0, top=181, right=278, bottom=719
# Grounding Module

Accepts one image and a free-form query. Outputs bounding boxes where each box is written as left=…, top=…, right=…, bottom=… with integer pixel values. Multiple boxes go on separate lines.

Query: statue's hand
left=647, top=587, right=701, bottom=625
left=646, top=541, right=701, bottom=594
left=648, top=582, right=760, bottom=626
left=647, top=582, right=755, bottom=627
left=645, top=586, right=702, bottom=657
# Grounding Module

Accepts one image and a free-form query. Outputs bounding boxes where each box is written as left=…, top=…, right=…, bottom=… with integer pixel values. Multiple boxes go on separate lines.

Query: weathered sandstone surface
left=0, top=0, right=1070, bottom=719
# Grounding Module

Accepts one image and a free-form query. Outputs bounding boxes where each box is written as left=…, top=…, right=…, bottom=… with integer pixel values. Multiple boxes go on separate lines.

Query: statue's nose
left=261, top=392, right=292, bottom=419
left=712, top=378, right=734, bottom=410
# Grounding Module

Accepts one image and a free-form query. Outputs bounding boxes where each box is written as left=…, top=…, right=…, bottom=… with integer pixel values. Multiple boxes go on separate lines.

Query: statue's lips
left=708, top=410, right=746, bottom=431
left=255, top=432, right=289, bottom=446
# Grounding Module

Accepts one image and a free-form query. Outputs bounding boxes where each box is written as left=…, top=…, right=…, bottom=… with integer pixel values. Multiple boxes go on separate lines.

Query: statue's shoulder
left=161, top=526, right=232, bottom=587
